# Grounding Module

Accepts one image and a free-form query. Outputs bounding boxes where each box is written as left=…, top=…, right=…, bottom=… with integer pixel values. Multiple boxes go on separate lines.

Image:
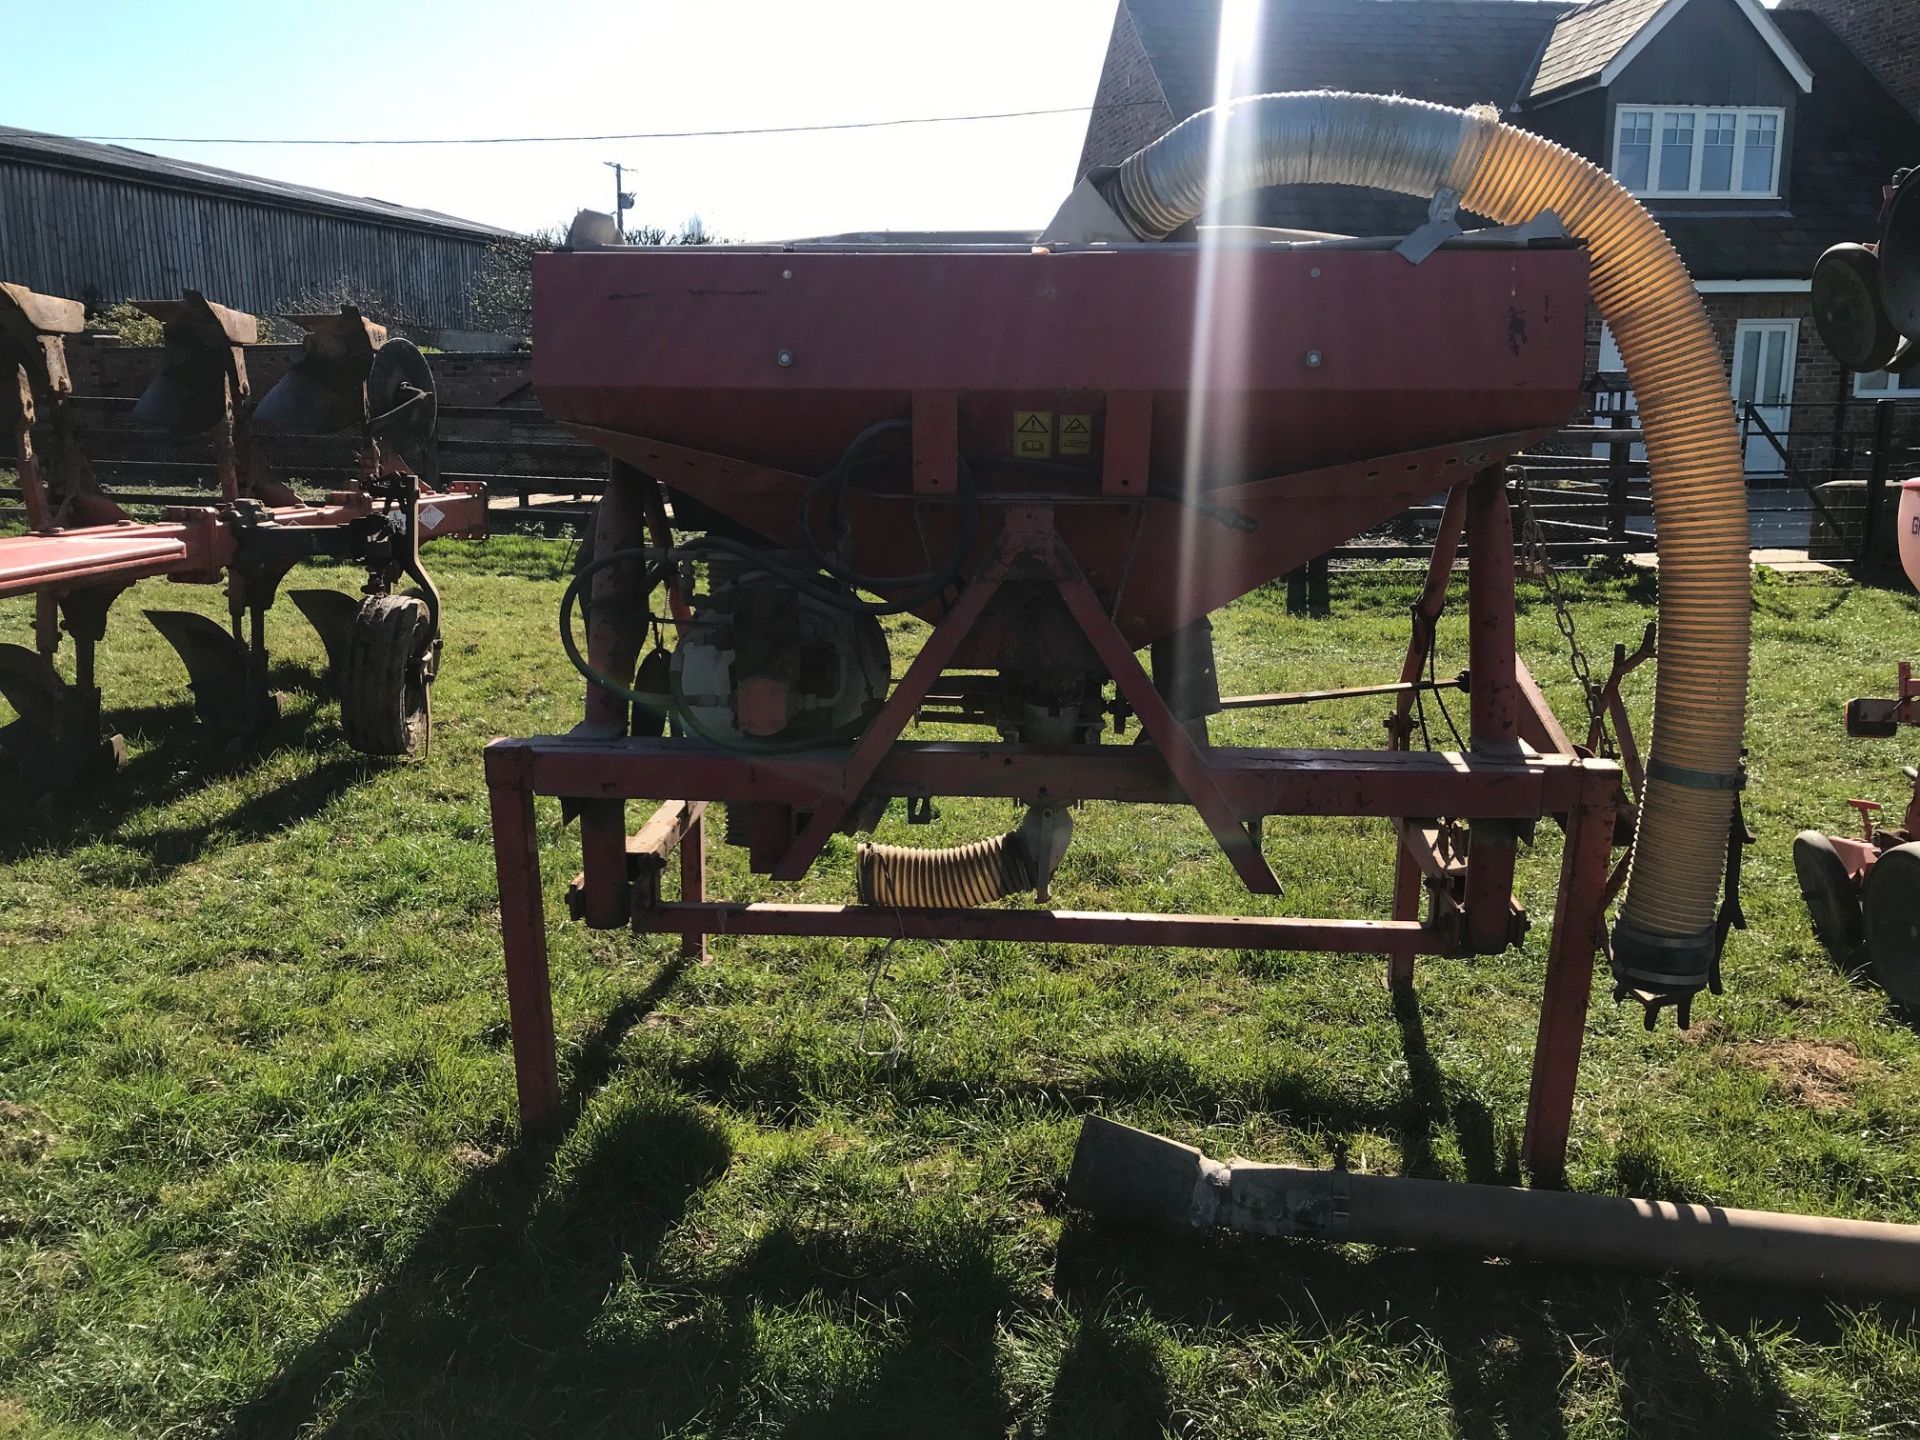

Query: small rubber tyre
left=1862, top=842, right=1920, bottom=1013
left=1795, top=829, right=1864, bottom=960
left=339, top=595, right=431, bottom=757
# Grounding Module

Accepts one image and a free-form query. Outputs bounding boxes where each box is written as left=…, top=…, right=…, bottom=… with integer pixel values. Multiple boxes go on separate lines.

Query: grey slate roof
left=0, top=127, right=515, bottom=241
left=1124, top=0, right=1563, bottom=121
left=1108, top=0, right=1920, bottom=280
left=1530, top=0, right=1671, bottom=98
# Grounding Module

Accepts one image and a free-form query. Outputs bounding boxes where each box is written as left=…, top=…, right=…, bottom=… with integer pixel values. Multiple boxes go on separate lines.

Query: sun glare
left=1174, top=0, right=1267, bottom=628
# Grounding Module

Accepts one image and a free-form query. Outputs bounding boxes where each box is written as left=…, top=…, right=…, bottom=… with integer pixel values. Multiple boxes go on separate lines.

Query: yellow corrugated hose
left=1461, top=121, right=1748, bottom=988
left=1075, top=92, right=1750, bottom=998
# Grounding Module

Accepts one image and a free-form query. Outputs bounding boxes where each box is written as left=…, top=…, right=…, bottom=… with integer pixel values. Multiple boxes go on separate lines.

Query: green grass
left=4, top=540, right=1920, bottom=1438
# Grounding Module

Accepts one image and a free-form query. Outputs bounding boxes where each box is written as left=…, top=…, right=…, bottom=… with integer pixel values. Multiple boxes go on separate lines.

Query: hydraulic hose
left=1078, top=91, right=1749, bottom=1003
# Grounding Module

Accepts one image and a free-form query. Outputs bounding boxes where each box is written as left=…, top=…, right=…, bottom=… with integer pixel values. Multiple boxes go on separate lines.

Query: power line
left=73, top=101, right=1162, bottom=148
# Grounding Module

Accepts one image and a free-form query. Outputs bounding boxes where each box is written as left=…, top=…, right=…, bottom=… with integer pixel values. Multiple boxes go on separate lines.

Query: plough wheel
left=339, top=595, right=431, bottom=757
left=1794, top=830, right=1864, bottom=962
left=1863, top=843, right=1920, bottom=1013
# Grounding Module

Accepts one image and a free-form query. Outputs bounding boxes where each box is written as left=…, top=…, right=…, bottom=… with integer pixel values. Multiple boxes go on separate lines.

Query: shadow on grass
left=646, top=980, right=1522, bottom=1183
left=219, top=972, right=1893, bottom=1437
left=0, top=679, right=383, bottom=880
left=1394, top=981, right=1520, bottom=1185
left=1043, top=1312, right=1174, bottom=1440
left=224, top=949, right=1017, bottom=1438
left=1052, top=1217, right=1830, bottom=1440
left=1795, top=916, right=1920, bottom=1041
left=220, top=951, right=704, bottom=1438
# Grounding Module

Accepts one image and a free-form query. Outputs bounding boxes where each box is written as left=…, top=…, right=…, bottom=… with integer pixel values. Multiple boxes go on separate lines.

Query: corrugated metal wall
left=0, top=162, right=493, bottom=330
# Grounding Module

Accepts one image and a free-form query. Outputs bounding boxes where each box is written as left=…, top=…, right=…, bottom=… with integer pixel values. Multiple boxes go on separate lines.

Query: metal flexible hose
left=1092, top=91, right=1750, bottom=1000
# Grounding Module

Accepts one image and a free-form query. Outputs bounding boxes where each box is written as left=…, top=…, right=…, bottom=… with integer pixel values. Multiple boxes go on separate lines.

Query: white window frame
left=1855, top=367, right=1920, bottom=398
left=1612, top=104, right=1786, bottom=199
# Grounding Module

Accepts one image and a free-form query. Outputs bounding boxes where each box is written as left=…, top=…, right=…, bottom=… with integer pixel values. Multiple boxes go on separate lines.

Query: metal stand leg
left=1465, top=470, right=1521, bottom=954
left=1389, top=840, right=1422, bottom=988
left=680, top=809, right=707, bottom=963
left=576, top=799, right=631, bottom=929
left=489, top=764, right=561, bottom=1133
left=1523, top=764, right=1619, bottom=1184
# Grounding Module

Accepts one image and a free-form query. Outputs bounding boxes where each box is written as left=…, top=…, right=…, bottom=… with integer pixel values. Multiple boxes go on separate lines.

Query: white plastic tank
left=1901, top=479, right=1920, bottom=590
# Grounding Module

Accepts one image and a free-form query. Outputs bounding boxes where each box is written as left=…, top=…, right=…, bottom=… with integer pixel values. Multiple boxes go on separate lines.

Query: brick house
left=1075, top=0, right=1920, bottom=479
left=1782, top=0, right=1920, bottom=121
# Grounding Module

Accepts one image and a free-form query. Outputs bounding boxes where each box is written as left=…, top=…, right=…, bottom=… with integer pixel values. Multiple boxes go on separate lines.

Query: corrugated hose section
left=1101, top=91, right=1750, bottom=998
left=859, top=832, right=1037, bottom=909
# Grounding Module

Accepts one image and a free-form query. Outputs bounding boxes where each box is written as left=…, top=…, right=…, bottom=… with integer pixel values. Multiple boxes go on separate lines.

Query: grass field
left=4, top=536, right=1920, bottom=1438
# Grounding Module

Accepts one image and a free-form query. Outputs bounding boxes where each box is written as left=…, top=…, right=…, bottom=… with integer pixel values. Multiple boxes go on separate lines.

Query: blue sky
left=5, top=0, right=1784, bottom=241
left=4, top=0, right=1120, bottom=239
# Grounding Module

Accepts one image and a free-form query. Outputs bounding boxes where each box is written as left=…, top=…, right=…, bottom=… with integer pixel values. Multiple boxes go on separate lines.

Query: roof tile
left=1532, top=0, right=1671, bottom=99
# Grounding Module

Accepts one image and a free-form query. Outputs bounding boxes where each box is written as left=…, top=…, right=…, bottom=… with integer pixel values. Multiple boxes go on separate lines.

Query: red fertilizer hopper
left=533, top=239, right=1588, bottom=653
left=485, top=94, right=1761, bottom=1203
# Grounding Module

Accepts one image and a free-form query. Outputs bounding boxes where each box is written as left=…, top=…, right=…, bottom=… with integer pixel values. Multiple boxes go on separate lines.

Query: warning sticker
left=1013, top=410, right=1053, bottom=458
left=418, top=503, right=445, bottom=534
left=1058, top=413, right=1093, bottom=456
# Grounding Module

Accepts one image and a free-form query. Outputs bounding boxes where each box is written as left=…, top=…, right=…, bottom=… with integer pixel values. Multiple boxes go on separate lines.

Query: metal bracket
left=1396, top=188, right=1465, bottom=265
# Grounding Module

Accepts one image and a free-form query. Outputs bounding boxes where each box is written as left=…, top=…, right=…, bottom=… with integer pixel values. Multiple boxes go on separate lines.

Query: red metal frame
left=489, top=240, right=1619, bottom=1180
left=485, top=471, right=1623, bottom=1182
left=0, top=486, right=487, bottom=602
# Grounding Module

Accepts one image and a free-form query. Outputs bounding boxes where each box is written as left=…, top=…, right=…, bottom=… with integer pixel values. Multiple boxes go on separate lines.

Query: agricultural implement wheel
left=339, top=594, right=432, bottom=757
left=1794, top=830, right=1864, bottom=960
left=1862, top=842, right=1920, bottom=1012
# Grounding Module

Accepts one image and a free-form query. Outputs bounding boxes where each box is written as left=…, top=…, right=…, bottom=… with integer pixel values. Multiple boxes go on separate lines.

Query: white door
left=1592, top=325, right=1646, bottom=463
left=1731, top=319, right=1798, bottom=476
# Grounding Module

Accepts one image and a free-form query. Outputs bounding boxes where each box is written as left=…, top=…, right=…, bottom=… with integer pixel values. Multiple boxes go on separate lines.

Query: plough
left=0, top=283, right=487, bottom=803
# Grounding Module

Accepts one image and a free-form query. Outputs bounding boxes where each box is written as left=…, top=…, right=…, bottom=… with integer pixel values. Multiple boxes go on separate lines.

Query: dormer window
left=1613, top=106, right=1783, bottom=198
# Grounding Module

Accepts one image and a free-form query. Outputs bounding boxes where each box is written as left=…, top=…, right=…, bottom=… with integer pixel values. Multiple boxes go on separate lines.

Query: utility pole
left=602, top=160, right=636, bottom=240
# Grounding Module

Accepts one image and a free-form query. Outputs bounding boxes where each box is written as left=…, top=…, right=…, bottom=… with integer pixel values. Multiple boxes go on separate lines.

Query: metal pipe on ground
left=1066, top=1116, right=1920, bottom=1296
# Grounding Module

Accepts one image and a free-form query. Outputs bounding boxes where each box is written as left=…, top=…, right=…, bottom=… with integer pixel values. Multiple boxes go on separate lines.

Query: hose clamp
left=1442, top=103, right=1502, bottom=197
left=1646, top=759, right=1748, bottom=792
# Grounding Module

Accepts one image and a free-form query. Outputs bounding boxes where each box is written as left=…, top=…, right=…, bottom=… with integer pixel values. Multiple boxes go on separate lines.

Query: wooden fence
left=2, top=391, right=609, bottom=532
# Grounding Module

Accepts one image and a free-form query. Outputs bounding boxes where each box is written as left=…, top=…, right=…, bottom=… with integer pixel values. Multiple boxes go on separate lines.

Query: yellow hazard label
left=1058, top=413, right=1093, bottom=456
left=1013, top=410, right=1053, bottom=458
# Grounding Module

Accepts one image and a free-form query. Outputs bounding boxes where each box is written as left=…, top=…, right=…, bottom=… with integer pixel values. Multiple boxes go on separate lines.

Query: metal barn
left=0, top=127, right=512, bottom=335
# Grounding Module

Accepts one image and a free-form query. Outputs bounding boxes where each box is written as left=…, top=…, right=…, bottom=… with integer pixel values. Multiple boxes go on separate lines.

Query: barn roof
left=0, top=127, right=515, bottom=241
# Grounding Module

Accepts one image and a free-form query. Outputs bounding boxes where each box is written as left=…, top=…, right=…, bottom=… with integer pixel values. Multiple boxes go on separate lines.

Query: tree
left=624, top=216, right=717, bottom=247
left=468, top=226, right=564, bottom=342
left=82, top=301, right=165, bottom=347
left=263, top=278, right=430, bottom=343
